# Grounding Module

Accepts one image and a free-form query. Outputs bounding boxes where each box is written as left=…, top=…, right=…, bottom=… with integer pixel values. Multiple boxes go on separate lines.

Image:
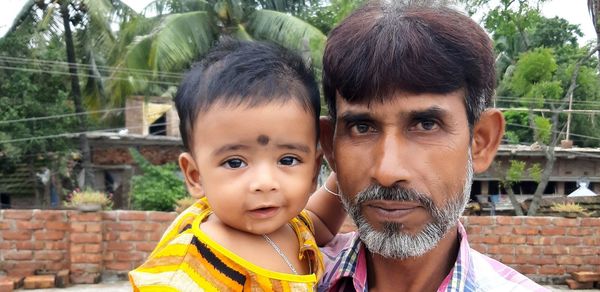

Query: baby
left=129, top=39, right=344, bottom=291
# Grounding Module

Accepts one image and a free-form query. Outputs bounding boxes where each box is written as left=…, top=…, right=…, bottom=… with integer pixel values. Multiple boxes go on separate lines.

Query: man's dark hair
left=323, top=1, right=495, bottom=127
left=175, top=39, right=321, bottom=151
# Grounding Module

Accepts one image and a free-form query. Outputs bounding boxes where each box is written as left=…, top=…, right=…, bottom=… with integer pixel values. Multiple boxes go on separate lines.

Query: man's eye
left=223, top=159, right=247, bottom=169
left=279, top=156, right=300, bottom=166
left=413, top=120, right=439, bottom=131
left=351, top=123, right=371, bottom=134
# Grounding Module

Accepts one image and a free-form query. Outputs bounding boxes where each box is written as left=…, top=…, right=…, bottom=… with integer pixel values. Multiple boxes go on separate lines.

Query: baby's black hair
left=175, top=39, right=321, bottom=151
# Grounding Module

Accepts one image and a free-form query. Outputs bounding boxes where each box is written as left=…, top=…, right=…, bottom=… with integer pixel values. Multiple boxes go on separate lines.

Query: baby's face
left=185, top=101, right=319, bottom=235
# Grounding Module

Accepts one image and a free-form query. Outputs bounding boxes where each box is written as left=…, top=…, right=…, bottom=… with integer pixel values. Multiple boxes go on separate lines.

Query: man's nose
left=249, top=163, right=279, bottom=193
left=371, top=132, right=412, bottom=188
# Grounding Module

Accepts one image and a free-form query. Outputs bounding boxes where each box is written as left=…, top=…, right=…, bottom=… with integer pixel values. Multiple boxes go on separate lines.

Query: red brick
left=571, top=271, right=600, bottom=282
left=70, top=244, right=84, bottom=253
left=45, top=242, right=68, bottom=250
left=497, top=216, right=523, bottom=225
left=118, top=211, right=147, bottom=221
left=33, top=210, right=66, bottom=220
left=43, top=262, right=68, bottom=271
left=34, top=251, right=65, bottom=261
left=105, top=222, right=133, bottom=231
left=135, top=242, right=156, bottom=252
left=104, top=231, right=118, bottom=241
left=513, top=265, right=538, bottom=275
left=540, top=227, right=565, bottom=236
left=55, top=270, right=69, bottom=288
left=15, top=241, right=45, bottom=250
left=71, top=222, right=86, bottom=232
left=487, top=245, right=514, bottom=255
left=0, top=276, right=23, bottom=289
left=15, top=221, right=43, bottom=230
left=523, top=256, right=554, bottom=265
left=4, top=251, right=33, bottom=260
left=0, top=242, right=11, bottom=249
left=553, top=218, right=579, bottom=227
left=526, top=236, right=552, bottom=246
left=515, top=246, right=542, bottom=255
left=70, top=212, right=102, bottom=222
left=524, top=217, right=553, bottom=226
left=570, top=247, right=598, bottom=256
left=490, top=226, right=513, bottom=235
left=84, top=244, right=102, bottom=253
left=70, top=233, right=102, bottom=243
left=499, top=255, right=519, bottom=264
left=85, top=223, right=103, bottom=233
left=69, top=272, right=101, bottom=285
left=149, top=232, right=164, bottom=241
left=567, top=228, right=595, bottom=236
left=566, top=279, right=594, bottom=289
left=107, top=242, right=133, bottom=251
left=104, top=262, right=131, bottom=271
left=580, top=218, right=600, bottom=227
left=554, top=236, right=581, bottom=245
left=2, top=231, right=32, bottom=240
left=556, top=256, right=583, bottom=265
left=465, top=226, right=482, bottom=234
left=499, top=236, right=527, bottom=244
left=513, top=227, right=538, bottom=235
left=120, top=231, right=147, bottom=241
left=147, top=211, right=177, bottom=222
left=71, top=253, right=102, bottom=263
left=539, top=265, right=566, bottom=275
left=23, top=275, right=55, bottom=289
left=0, top=221, right=12, bottom=230
left=113, top=251, right=144, bottom=261
left=3, top=210, right=33, bottom=220
left=543, top=246, right=569, bottom=255
left=45, top=221, right=69, bottom=231
left=467, top=216, right=495, bottom=225
left=103, top=252, right=115, bottom=262
left=34, top=231, right=65, bottom=241
left=0, top=280, right=14, bottom=292
left=101, top=212, right=118, bottom=221
left=582, top=237, right=600, bottom=245
left=135, top=222, right=161, bottom=232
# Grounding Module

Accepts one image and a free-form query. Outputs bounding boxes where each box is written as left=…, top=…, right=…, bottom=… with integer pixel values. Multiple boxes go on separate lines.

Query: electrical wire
left=0, top=106, right=142, bottom=124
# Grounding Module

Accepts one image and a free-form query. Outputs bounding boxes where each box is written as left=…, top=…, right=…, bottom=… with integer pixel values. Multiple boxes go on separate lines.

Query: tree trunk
left=505, top=186, right=524, bottom=216
left=61, top=2, right=93, bottom=188
left=527, top=146, right=555, bottom=216
left=28, top=156, right=41, bottom=208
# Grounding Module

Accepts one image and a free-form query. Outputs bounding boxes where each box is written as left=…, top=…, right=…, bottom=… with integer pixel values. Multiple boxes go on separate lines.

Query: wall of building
left=1, top=210, right=598, bottom=284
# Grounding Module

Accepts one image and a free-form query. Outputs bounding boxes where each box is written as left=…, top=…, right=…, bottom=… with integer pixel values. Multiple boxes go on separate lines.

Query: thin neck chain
left=262, top=234, right=298, bottom=275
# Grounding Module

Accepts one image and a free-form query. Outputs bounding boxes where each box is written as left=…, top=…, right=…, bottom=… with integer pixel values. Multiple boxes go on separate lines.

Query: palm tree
left=587, top=0, right=600, bottom=68
left=108, top=0, right=327, bottom=106
left=8, top=0, right=137, bottom=187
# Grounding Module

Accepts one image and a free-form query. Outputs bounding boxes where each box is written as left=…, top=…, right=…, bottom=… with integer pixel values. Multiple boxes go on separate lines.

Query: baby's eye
left=223, top=158, right=247, bottom=169
left=279, top=156, right=300, bottom=166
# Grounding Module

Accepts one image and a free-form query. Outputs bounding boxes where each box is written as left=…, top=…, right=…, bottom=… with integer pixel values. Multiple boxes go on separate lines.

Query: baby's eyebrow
left=212, top=144, right=249, bottom=156
left=276, top=143, right=311, bottom=154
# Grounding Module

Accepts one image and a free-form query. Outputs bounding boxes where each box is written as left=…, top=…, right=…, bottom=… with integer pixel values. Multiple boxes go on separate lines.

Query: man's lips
left=364, top=200, right=422, bottom=219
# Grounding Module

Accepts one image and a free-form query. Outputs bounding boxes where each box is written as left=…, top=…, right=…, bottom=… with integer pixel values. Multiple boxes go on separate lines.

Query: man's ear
left=471, top=109, right=505, bottom=174
left=319, top=116, right=336, bottom=172
left=178, top=152, right=204, bottom=198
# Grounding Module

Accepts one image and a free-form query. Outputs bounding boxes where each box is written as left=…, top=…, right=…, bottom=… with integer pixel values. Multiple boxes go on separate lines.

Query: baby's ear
left=178, top=152, right=204, bottom=198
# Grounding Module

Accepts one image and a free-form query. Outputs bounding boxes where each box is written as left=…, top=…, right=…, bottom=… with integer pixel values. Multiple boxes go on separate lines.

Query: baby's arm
left=306, top=173, right=346, bottom=246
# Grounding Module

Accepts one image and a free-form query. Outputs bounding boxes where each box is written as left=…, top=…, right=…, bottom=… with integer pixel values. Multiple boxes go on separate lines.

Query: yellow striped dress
left=129, top=197, right=324, bottom=291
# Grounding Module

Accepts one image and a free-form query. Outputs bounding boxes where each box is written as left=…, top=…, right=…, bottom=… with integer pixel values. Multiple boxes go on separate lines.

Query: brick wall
left=0, top=210, right=176, bottom=284
left=1, top=210, right=598, bottom=284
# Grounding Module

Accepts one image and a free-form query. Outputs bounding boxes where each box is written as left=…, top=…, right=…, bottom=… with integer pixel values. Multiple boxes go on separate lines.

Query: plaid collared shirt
left=318, top=222, right=549, bottom=292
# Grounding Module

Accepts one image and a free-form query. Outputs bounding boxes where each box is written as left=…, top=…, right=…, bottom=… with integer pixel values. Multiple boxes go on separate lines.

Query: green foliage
left=510, top=48, right=557, bottom=96
left=533, top=116, right=551, bottom=144
left=506, top=160, right=526, bottom=186
left=529, top=163, right=542, bottom=183
left=129, top=148, right=187, bottom=211
left=502, top=110, right=533, bottom=143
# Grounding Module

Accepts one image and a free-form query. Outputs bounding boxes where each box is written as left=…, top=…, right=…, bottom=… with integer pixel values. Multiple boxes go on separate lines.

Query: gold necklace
left=262, top=234, right=298, bottom=275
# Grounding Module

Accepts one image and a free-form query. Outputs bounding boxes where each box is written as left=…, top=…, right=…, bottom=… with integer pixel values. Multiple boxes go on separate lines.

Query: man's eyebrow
left=338, top=111, right=374, bottom=124
left=407, top=106, right=449, bottom=120
left=212, top=144, right=249, bottom=156
left=276, top=143, right=311, bottom=154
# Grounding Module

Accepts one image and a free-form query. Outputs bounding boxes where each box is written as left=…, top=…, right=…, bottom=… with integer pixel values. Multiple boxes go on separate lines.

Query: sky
left=0, top=0, right=596, bottom=44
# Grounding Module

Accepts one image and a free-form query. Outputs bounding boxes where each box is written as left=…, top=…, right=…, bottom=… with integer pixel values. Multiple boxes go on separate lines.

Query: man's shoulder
left=468, top=248, right=549, bottom=292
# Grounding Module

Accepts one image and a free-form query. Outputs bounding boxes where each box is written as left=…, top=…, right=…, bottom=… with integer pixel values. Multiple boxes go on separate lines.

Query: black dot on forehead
left=257, top=135, right=270, bottom=145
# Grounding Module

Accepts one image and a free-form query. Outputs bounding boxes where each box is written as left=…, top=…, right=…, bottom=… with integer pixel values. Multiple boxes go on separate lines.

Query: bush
left=129, top=148, right=187, bottom=211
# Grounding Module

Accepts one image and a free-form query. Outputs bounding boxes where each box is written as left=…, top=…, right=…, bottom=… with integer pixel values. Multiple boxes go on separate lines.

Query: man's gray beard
left=341, top=153, right=473, bottom=260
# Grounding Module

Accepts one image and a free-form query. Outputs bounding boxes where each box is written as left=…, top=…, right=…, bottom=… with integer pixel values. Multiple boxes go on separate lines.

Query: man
left=317, top=1, right=547, bottom=291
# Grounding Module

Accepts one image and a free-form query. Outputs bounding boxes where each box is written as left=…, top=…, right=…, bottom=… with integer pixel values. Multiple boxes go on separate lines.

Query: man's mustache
left=354, top=184, right=436, bottom=212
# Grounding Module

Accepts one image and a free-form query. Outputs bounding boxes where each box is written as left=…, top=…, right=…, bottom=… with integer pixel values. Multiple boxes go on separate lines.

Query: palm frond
left=7, top=0, right=38, bottom=33
left=247, top=9, right=326, bottom=70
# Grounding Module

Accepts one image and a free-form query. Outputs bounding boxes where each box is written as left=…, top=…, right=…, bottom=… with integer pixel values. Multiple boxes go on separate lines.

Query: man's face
left=330, top=90, right=473, bottom=259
